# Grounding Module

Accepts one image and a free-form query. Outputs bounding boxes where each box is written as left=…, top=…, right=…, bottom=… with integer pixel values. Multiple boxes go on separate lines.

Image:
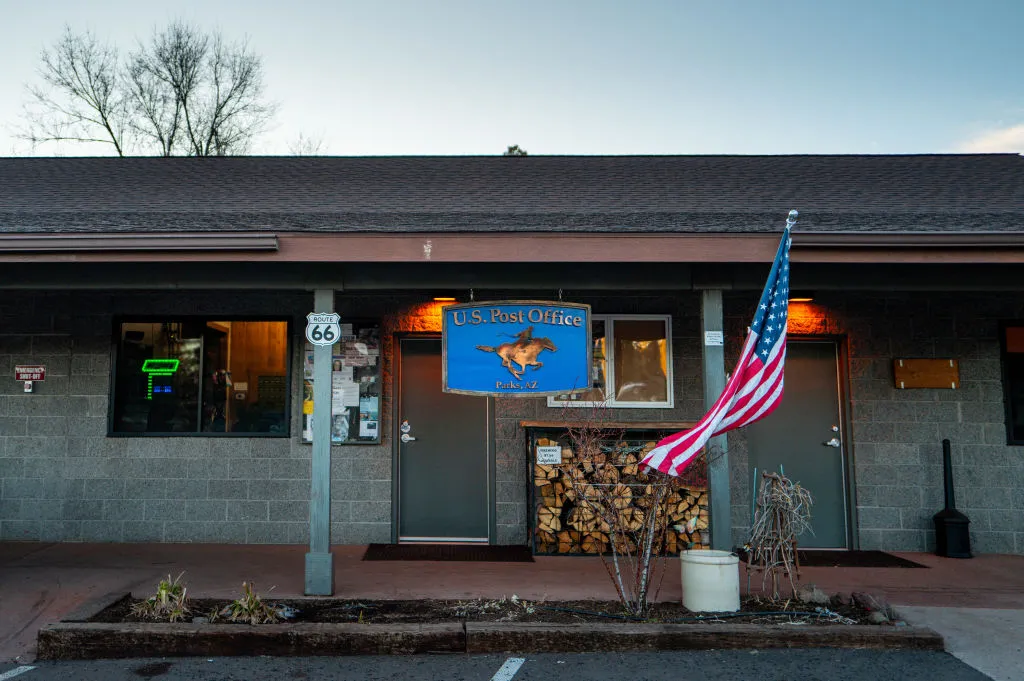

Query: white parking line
left=0, top=667, right=36, bottom=681
left=490, top=656, right=526, bottom=681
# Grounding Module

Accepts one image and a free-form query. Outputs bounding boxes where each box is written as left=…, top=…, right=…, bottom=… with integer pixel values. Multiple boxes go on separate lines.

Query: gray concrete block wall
left=0, top=290, right=315, bottom=544
left=8, top=288, right=1020, bottom=554
left=725, top=291, right=1024, bottom=555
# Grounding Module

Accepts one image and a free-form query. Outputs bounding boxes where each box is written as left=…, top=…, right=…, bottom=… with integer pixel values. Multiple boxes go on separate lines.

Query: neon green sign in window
left=141, top=359, right=180, bottom=399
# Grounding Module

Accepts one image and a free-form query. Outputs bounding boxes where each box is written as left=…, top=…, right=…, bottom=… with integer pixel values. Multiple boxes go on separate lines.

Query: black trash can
left=933, top=438, right=972, bottom=558
left=933, top=507, right=971, bottom=558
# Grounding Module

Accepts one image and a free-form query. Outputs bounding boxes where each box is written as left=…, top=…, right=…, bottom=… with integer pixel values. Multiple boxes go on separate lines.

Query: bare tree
left=545, top=402, right=696, bottom=618
left=288, top=131, right=327, bottom=156
left=21, top=27, right=129, bottom=155
left=20, top=21, right=276, bottom=156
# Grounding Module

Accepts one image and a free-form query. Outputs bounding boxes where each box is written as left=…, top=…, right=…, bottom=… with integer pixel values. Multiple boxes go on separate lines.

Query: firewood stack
left=533, top=437, right=709, bottom=555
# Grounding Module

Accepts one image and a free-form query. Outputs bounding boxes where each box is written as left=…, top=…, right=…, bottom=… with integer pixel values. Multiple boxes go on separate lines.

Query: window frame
left=998, top=320, right=1024, bottom=446
left=108, top=315, right=293, bottom=438
left=546, top=313, right=674, bottom=410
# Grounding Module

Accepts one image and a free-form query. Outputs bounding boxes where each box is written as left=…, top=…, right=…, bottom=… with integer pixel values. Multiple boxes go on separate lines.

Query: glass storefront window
left=613, top=318, right=670, bottom=404
left=1001, top=325, right=1024, bottom=444
left=549, top=315, right=673, bottom=408
left=112, top=319, right=290, bottom=436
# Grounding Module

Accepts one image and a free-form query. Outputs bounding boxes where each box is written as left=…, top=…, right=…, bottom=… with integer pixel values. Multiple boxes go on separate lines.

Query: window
left=1001, top=324, right=1024, bottom=444
left=548, top=315, right=673, bottom=408
left=111, top=319, right=290, bottom=436
left=299, top=321, right=382, bottom=444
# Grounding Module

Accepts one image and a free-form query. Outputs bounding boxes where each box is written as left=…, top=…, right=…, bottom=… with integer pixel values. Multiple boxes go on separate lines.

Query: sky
left=1, top=0, right=1022, bottom=156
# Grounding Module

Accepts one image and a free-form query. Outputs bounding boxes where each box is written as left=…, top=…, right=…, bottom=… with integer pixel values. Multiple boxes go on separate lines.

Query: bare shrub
left=746, top=470, right=814, bottom=600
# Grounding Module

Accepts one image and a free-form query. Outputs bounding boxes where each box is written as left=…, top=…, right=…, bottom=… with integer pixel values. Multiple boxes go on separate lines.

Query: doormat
left=738, top=549, right=928, bottom=568
left=363, top=544, right=535, bottom=562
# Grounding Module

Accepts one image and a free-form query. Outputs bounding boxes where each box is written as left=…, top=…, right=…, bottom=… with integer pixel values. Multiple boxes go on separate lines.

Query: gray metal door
left=745, top=340, right=850, bottom=549
left=397, top=337, right=490, bottom=542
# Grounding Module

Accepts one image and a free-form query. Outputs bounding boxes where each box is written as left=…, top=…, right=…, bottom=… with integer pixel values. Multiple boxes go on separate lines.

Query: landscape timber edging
left=464, top=622, right=945, bottom=653
left=37, top=593, right=945, bottom=659
left=37, top=621, right=467, bottom=659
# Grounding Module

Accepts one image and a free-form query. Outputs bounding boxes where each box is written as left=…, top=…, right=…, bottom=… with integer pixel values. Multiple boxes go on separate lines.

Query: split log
left=620, top=453, right=638, bottom=476
left=552, top=481, right=566, bottom=507
left=664, top=531, right=678, bottom=554
left=609, top=483, right=633, bottom=510
left=568, top=505, right=598, bottom=532
left=537, top=483, right=556, bottom=508
left=557, top=530, right=580, bottom=553
left=537, top=505, right=561, bottom=532
left=536, top=530, right=556, bottom=552
left=534, top=464, right=557, bottom=483
left=613, top=534, right=637, bottom=553
left=618, top=507, right=645, bottom=532
left=592, top=463, right=620, bottom=486
left=581, top=532, right=607, bottom=554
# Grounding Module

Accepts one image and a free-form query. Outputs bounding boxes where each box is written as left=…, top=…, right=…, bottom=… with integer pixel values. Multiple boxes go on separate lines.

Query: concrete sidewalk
left=2, top=542, right=1022, bottom=669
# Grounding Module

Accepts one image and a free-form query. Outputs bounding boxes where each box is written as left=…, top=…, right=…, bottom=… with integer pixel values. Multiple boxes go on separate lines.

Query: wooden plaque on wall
left=893, top=358, right=959, bottom=389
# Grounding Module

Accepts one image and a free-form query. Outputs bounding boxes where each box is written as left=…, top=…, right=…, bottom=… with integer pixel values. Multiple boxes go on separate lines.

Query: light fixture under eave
left=432, top=297, right=457, bottom=302
left=788, top=291, right=815, bottom=303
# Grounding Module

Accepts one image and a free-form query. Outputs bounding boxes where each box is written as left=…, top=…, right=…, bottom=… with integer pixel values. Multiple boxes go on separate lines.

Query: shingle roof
left=0, top=154, right=1021, bottom=234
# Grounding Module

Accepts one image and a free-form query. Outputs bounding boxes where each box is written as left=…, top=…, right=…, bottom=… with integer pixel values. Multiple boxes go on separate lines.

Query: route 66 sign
left=306, top=312, right=341, bottom=347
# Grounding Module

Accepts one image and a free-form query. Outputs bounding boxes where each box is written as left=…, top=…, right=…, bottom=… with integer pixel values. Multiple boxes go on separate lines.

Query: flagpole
left=707, top=209, right=796, bottom=550
left=701, top=287, right=729, bottom=550
left=641, top=209, right=797, bottom=550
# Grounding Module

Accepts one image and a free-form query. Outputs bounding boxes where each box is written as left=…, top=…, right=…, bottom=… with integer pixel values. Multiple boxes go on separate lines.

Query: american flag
left=641, top=210, right=796, bottom=477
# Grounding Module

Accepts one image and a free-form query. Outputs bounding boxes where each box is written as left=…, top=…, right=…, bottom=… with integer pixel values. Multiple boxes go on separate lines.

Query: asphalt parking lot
left=0, top=650, right=992, bottom=681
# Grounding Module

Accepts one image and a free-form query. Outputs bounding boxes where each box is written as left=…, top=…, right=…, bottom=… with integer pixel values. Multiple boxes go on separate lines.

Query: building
left=1, top=154, right=1022, bottom=559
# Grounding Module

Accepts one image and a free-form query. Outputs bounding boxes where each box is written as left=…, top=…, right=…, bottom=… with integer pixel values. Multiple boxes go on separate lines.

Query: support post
left=701, top=289, right=732, bottom=551
left=305, top=288, right=334, bottom=595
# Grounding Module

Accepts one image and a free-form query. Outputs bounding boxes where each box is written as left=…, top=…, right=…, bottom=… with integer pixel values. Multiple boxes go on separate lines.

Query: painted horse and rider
left=476, top=326, right=557, bottom=380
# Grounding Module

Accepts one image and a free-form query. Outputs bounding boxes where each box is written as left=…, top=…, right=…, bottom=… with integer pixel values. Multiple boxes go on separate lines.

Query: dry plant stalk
left=747, top=471, right=814, bottom=600
left=555, top=403, right=685, bottom=618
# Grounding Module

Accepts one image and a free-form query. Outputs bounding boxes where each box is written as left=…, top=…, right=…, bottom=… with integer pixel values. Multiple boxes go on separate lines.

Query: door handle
left=823, top=438, right=841, bottom=448
left=401, top=433, right=417, bottom=443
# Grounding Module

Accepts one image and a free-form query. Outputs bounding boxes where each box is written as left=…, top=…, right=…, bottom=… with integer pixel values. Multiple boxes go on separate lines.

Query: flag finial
left=787, top=209, right=799, bottom=226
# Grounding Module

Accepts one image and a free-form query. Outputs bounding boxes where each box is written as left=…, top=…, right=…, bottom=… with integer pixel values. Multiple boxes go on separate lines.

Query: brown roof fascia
left=0, top=233, right=279, bottom=252
left=794, top=232, right=1024, bottom=248
left=2, top=231, right=1024, bottom=264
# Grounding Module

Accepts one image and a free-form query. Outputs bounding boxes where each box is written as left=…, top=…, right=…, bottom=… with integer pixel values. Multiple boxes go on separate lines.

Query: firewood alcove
left=523, top=421, right=710, bottom=556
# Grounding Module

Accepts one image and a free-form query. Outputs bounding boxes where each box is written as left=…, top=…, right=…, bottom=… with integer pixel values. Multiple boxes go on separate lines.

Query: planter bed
left=36, top=592, right=944, bottom=659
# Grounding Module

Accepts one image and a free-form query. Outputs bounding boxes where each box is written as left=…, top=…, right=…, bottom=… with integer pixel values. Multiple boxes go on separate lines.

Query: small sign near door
left=441, top=300, right=592, bottom=396
left=15, top=365, right=45, bottom=381
left=536, top=445, right=562, bottom=465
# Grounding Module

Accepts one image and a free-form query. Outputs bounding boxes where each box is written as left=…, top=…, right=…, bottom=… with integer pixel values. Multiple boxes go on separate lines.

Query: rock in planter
left=867, top=611, right=890, bottom=625
left=852, top=592, right=896, bottom=620
left=797, top=586, right=831, bottom=606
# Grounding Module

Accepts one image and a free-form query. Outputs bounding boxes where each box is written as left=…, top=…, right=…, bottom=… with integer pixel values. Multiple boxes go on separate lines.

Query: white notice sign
left=704, top=331, right=724, bottom=346
left=536, top=446, right=562, bottom=465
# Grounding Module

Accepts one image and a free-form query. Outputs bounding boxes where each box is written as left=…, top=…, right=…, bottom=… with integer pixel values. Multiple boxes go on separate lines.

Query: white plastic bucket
left=680, top=549, right=740, bottom=612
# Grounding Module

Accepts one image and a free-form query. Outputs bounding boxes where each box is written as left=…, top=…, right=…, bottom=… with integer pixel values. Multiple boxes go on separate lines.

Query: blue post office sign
left=442, top=301, right=592, bottom=397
